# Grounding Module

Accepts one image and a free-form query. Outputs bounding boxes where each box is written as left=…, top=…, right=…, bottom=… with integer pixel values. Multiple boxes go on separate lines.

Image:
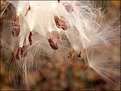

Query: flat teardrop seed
left=48, top=38, right=58, bottom=50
